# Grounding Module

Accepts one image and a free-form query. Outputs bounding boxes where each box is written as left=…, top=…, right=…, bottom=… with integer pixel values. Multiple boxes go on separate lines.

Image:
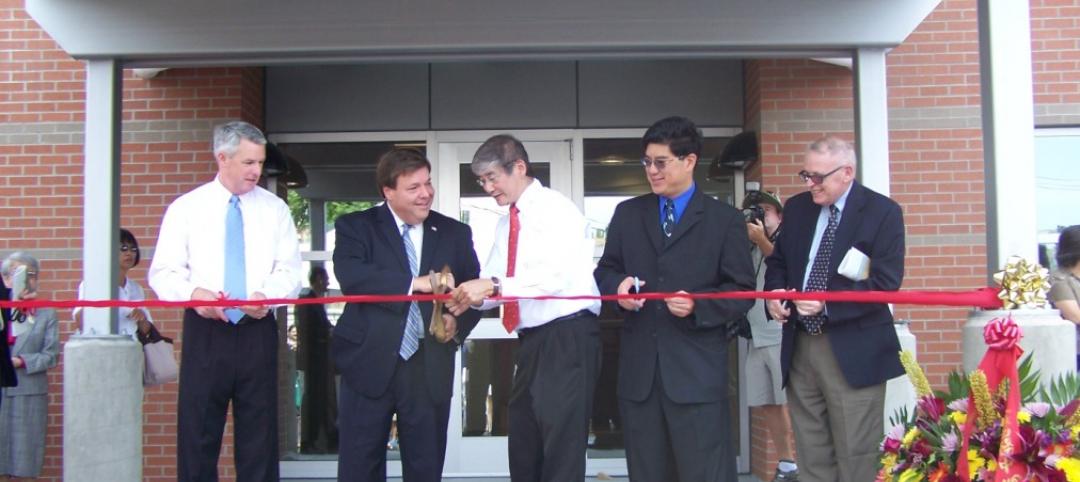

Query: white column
left=978, top=0, right=1038, bottom=271
left=81, top=59, right=121, bottom=335
left=853, top=48, right=891, bottom=196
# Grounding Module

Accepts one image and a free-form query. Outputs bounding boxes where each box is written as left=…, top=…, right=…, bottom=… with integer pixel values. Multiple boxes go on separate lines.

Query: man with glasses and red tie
left=450, top=134, right=601, bottom=482
left=149, top=121, right=302, bottom=482
left=594, top=116, right=755, bottom=482
left=764, top=136, right=905, bottom=482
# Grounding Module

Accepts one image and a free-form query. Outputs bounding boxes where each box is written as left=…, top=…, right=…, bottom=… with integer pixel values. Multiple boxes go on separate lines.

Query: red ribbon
left=956, top=314, right=1024, bottom=481
left=0, top=287, right=1003, bottom=311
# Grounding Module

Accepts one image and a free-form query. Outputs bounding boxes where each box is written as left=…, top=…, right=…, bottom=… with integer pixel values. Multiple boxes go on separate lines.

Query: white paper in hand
left=838, top=247, right=870, bottom=281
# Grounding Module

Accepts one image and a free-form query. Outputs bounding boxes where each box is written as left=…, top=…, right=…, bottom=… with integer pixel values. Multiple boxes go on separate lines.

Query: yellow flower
left=899, top=467, right=924, bottom=482
left=968, top=449, right=986, bottom=480
left=900, top=350, right=933, bottom=398
left=1057, top=457, right=1080, bottom=482
left=1071, top=425, right=1080, bottom=441
left=950, top=411, right=967, bottom=426
left=880, top=453, right=898, bottom=474
left=1018, top=410, right=1031, bottom=424
left=902, top=427, right=920, bottom=448
left=970, top=370, right=996, bottom=430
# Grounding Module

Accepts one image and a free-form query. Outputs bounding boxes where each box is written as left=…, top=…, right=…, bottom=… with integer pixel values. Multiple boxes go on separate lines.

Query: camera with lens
left=742, top=204, right=765, bottom=225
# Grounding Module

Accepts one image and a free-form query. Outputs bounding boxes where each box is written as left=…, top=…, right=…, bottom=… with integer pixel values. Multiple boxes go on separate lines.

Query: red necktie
left=502, top=204, right=521, bottom=333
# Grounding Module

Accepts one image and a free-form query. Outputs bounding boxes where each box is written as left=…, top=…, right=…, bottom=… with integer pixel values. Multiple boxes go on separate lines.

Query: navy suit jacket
left=765, top=181, right=905, bottom=389
left=332, top=203, right=481, bottom=402
left=595, top=189, right=755, bottom=404
left=0, top=285, right=15, bottom=389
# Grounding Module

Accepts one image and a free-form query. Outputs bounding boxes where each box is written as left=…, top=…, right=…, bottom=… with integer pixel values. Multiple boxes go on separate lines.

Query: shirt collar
left=385, top=203, right=413, bottom=235
left=832, top=181, right=854, bottom=214
left=513, top=178, right=543, bottom=212
left=212, top=176, right=255, bottom=204
left=659, top=182, right=696, bottom=222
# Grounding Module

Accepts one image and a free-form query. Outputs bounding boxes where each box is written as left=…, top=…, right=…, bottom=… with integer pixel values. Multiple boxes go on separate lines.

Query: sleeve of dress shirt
left=129, top=280, right=155, bottom=324
left=255, top=198, right=303, bottom=300
left=501, top=196, right=593, bottom=298
left=148, top=199, right=199, bottom=301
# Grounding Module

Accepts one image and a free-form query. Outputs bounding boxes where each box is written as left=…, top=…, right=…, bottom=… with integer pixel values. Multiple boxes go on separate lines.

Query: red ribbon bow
left=956, top=314, right=1024, bottom=481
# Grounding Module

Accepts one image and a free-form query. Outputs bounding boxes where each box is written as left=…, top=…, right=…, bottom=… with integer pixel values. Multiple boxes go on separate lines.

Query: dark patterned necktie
left=800, top=204, right=839, bottom=335
left=662, top=198, right=675, bottom=237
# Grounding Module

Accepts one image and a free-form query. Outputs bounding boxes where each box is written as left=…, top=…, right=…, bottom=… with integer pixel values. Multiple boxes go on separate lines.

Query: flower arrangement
left=878, top=315, right=1080, bottom=482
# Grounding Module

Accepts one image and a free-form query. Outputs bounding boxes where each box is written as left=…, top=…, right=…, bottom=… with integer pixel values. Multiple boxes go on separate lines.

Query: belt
left=517, top=309, right=593, bottom=338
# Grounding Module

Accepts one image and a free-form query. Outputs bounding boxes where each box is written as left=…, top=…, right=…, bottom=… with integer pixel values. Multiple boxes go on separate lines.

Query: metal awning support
left=978, top=0, right=1038, bottom=272
left=81, top=59, right=121, bottom=335
left=853, top=48, right=891, bottom=196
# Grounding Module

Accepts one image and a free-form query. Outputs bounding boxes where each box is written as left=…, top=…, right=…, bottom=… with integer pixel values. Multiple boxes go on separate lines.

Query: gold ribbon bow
left=992, top=256, right=1049, bottom=309
left=429, top=265, right=453, bottom=342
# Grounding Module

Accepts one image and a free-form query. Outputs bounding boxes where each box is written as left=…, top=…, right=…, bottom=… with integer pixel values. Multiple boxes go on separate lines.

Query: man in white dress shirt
left=149, top=121, right=301, bottom=482
left=450, top=134, right=601, bottom=482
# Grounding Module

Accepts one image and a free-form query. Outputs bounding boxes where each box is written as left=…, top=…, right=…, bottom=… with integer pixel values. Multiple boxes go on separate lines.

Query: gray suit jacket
left=5, top=308, right=59, bottom=396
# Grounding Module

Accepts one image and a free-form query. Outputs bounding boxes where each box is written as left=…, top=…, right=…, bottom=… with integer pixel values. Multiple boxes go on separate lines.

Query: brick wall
left=2, top=2, right=264, bottom=479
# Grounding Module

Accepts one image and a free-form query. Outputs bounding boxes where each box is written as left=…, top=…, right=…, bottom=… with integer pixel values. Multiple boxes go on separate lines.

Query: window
left=1035, top=129, right=1080, bottom=270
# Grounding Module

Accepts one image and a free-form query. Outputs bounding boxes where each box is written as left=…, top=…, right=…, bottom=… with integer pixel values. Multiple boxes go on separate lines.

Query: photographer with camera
left=742, top=189, right=799, bottom=482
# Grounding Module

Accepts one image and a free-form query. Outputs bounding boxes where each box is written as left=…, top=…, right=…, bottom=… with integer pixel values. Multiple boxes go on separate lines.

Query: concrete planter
left=962, top=309, right=1076, bottom=389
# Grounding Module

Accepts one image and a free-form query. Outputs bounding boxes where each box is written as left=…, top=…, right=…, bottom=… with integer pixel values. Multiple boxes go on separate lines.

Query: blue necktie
left=224, top=195, right=247, bottom=324
left=399, top=224, right=424, bottom=360
left=800, top=205, right=839, bottom=335
left=662, top=198, right=676, bottom=237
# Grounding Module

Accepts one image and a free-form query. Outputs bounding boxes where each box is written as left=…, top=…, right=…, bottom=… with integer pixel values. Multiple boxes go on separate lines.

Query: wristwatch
left=490, top=276, right=501, bottom=297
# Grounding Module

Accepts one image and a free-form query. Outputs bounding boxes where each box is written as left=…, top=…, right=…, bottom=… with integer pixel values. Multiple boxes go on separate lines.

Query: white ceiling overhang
left=27, top=0, right=941, bottom=67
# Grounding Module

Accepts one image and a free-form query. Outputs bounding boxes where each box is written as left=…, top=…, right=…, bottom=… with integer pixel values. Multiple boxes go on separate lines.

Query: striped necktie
left=399, top=224, right=424, bottom=359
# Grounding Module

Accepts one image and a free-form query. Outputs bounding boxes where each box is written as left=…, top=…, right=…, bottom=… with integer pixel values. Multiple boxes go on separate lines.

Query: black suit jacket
left=332, top=204, right=481, bottom=402
left=765, top=181, right=905, bottom=389
left=595, top=189, right=755, bottom=404
left=0, top=285, right=15, bottom=388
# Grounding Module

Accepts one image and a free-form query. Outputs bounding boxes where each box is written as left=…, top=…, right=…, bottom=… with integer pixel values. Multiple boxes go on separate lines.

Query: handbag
left=138, top=324, right=178, bottom=387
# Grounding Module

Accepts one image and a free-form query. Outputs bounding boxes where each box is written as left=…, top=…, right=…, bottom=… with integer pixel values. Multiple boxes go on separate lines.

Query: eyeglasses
left=798, top=166, right=845, bottom=185
left=475, top=171, right=505, bottom=188
left=120, top=245, right=139, bottom=253
left=641, top=156, right=686, bottom=171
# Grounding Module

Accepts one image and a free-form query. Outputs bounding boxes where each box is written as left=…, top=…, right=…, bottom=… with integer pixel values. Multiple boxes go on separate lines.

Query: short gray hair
left=807, top=136, right=856, bottom=168
left=1, top=251, right=40, bottom=277
left=213, top=121, right=267, bottom=158
left=470, top=134, right=533, bottom=177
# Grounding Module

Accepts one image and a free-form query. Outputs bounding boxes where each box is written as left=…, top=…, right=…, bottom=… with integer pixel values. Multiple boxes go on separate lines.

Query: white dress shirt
left=478, top=179, right=601, bottom=330
left=74, top=278, right=154, bottom=338
left=149, top=177, right=302, bottom=302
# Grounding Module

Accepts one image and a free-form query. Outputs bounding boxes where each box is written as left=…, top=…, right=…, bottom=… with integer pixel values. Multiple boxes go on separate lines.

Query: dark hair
left=120, top=228, right=140, bottom=266
left=309, top=266, right=328, bottom=284
left=641, top=116, right=703, bottom=158
left=470, top=134, right=534, bottom=177
left=1057, top=225, right=1080, bottom=269
left=375, top=148, right=432, bottom=197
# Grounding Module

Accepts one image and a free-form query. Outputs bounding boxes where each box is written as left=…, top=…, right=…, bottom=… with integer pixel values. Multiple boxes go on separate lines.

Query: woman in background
left=0, top=252, right=59, bottom=480
left=73, top=228, right=153, bottom=338
left=1049, top=225, right=1080, bottom=369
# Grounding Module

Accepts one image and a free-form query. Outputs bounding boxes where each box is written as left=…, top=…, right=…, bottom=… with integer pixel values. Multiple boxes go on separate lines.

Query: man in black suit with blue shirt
left=765, top=136, right=905, bottom=482
left=332, top=148, right=482, bottom=482
left=594, top=116, right=755, bottom=481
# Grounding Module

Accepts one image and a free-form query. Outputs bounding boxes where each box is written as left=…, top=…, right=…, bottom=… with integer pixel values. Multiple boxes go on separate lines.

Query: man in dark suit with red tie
left=594, top=116, right=756, bottom=481
left=765, top=136, right=905, bottom=482
left=332, top=148, right=482, bottom=481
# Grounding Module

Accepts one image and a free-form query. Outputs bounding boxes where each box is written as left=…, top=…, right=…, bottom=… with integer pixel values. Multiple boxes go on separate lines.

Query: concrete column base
left=963, top=309, right=1076, bottom=390
left=63, top=335, right=143, bottom=481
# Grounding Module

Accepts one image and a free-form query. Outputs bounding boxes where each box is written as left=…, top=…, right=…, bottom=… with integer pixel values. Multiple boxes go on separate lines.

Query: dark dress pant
left=177, top=309, right=279, bottom=482
left=619, top=366, right=736, bottom=482
left=508, top=312, right=601, bottom=482
left=336, top=342, right=449, bottom=482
